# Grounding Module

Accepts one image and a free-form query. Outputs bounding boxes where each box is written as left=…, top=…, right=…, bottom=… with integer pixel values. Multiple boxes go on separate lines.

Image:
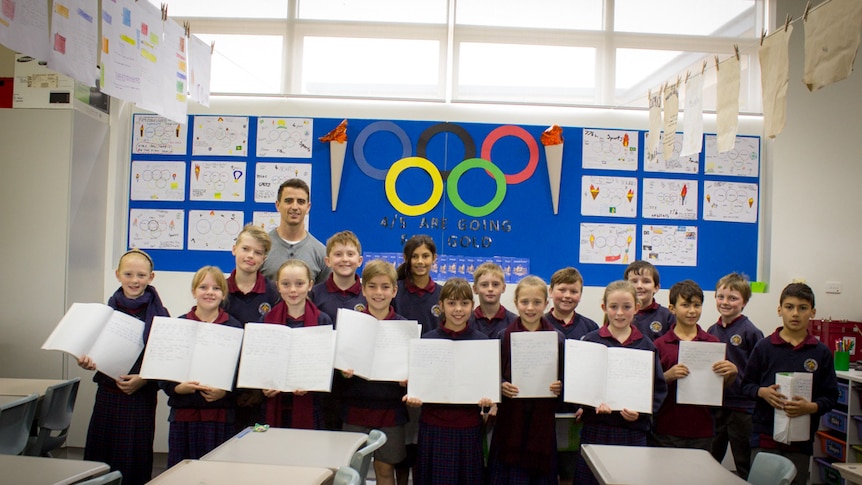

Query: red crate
left=809, top=320, right=862, bottom=362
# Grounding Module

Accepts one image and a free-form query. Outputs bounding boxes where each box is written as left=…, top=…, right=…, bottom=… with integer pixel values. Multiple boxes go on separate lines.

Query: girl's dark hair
left=396, top=235, right=437, bottom=281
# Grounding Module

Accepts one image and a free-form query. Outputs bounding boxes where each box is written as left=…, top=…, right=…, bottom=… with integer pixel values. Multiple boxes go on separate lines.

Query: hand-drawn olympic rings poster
left=127, top=114, right=761, bottom=288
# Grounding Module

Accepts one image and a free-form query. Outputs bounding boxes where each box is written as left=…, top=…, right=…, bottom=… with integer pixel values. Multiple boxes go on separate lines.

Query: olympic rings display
left=354, top=122, right=539, bottom=217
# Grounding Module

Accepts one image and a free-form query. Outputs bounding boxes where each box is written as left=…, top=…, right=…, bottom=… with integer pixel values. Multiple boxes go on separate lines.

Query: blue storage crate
left=823, top=409, right=849, bottom=434
left=814, top=457, right=845, bottom=485
left=818, top=430, right=848, bottom=461
left=837, top=381, right=849, bottom=406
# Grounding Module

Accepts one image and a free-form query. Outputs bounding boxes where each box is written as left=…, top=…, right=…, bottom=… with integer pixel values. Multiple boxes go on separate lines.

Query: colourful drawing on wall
left=129, top=208, right=184, bottom=249
left=187, top=210, right=244, bottom=251
left=579, top=223, right=637, bottom=264
left=132, top=114, right=187, bottom=155
left=189, top=161, right=246, bottom=202
left=641, top=178, right=698, bottom=220
left=581, top=176, right=638, bottom=218
left=256, top=117, right=314, bottom=158
left=703, top=181, right=758, bottom=223
left=192, top=115, right=248, bottom=156
left=130, top=161, right=185, bottom=201
left=582, top=128, right=638, bottom=171
left=641, top=225, right=698, bottom=266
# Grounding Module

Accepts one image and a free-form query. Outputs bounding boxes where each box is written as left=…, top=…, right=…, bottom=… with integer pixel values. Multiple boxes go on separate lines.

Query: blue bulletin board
left=127, top=114, right=760, bottom=290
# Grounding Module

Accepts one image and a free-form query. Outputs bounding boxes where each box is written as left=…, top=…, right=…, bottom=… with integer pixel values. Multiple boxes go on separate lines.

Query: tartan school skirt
left=414, top=422, right=485, bottom=485
left=84, top=386, right=157, bottom=485
left=573, top=423, right=648, bottom=485
left=167, top=420, right=235, bottom=467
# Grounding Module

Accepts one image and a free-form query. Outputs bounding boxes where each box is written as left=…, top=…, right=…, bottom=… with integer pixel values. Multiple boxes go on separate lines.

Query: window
left=160, top=0, right=764, bottom=111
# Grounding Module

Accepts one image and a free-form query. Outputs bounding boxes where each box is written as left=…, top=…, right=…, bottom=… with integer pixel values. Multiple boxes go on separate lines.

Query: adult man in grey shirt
left=260, top=178, right=331, bottom=284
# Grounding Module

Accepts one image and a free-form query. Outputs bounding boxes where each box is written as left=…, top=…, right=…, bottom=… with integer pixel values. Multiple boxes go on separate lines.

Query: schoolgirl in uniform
left=573, top=280, right=668, bottom=485
left=161, top=266, right=243, bottom=467
left=404, top=278, right=491, bottom=485
left=77, top=249, right=169, bottom=485
left=263, top=259, right=332, bottom=429
left=488, top=276, right=564, bottom=485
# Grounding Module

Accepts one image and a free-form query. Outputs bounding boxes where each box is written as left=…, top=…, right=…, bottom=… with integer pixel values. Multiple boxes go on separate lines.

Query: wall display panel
left=128, top=114, right=760, bottom=288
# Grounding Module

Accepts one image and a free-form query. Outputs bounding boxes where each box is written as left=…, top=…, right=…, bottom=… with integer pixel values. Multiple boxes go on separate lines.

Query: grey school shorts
left=343, top=423, right=407, bottom=465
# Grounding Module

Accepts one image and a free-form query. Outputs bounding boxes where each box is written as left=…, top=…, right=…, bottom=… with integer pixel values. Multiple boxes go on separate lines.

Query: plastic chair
left=0, top=393, right=39, bottom=455
left=333, top=466, right=361, bottom=485
left=25, top=377, right=80, bottom=456
left=747, top=452, right=797, bottom=485
left=74, top=470, right=122, bottom=485
left=348, top=429, right=388, bottom=485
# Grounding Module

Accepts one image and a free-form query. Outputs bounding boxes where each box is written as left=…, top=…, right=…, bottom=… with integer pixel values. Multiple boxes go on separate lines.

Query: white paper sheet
left=716, top=56, right=740, bottom=153
left=564, top=339, right=655, bottom=413
left=0, top=0, right=50, bottom=61
left=47, top=0, right=99, bottom=86
left=237, top=324, right=335, bottom=392
left=759, top=26, right=793, bottom=139
left=681, top=74, right=704, bottom=157
left=677, top=341, right=726, bottom=406
left=188, top=34, right=213, bottom=106
left=774, top=372, right=813, bottom=444
left=333, top=309, right=420, bottom=381
left=41, top=302, right=145, bottom=380
left=510, top=331, right=558, bottom=398
left=803, top=0, right=862, bottom=92
left=407, top=339, right=501, bottom=404
left=140, top=317, right=244, bottom=391
left=662, top=82, right=679, bottom=161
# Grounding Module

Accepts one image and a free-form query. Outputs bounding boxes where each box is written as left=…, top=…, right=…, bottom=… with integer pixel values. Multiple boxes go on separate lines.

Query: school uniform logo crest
left=804, top=358, right=818, bottom=372
left=258, top=302, right=272, bottom=316
left=431, top=304, right=443, bottom=317
left=730, top=334, right=743, bottom=346
left=354, top=303, right=366, bottom=312
left=649, top=321, right=662, bottom=333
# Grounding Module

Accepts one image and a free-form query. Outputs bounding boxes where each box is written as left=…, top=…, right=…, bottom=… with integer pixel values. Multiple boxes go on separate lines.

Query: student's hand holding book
left=117, top=374, right=147, bottom=395
left=175, top=381, right=204, bottom=395
left=200, top=387, right=227, bottom=402
left=663, top=363, right=689, bottom=382
left=712, top=360, right=738, bottom=384
left=402, top=395, right=422, bottom=407
left=781, top=396, right=817, bottom=418
left=550, top=380, right=562, bottom=397
left=501, top=381, right=519, bottom=398
left=77, top=355, right=96, bottom=371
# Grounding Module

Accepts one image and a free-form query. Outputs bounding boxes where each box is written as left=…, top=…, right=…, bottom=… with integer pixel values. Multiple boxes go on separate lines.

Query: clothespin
left=685, top=70, right=690, bottom=83
left=210, top=41, right=215, bottom=55
left=161, top=3, right=167, bottom=21
left=647, top=89, right=651, bottom=102
left=183, top=21, right=190, bottom=37
left=734, top=45, right=740, bottom=61
left=701, top=60, right=707, bottom=75
left=804, top=1, right=811, bottom=21
left=784, top=14, right=791, bottom=31
left=714, top=55, right=719, bottom=71
left=761, top=29, right=766, bottom=46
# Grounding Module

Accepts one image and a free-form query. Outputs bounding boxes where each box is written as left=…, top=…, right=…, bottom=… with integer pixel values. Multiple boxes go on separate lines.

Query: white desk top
left=836, top=370, right=862, bottom=383
left=202, top=427, right=367, bottom=470
left=147, top=459, right=333, bottom=485
left=834, top=462, right=862, bottom=484
left=0, top=455, right=109, bottom=485
left=0, top=378, right=65, bottom=397
left=581, top=444, right=747, bottom=485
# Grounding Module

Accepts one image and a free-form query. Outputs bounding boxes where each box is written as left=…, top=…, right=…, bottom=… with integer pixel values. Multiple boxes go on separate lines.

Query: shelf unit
left=813, top=371, right=862, bottom=485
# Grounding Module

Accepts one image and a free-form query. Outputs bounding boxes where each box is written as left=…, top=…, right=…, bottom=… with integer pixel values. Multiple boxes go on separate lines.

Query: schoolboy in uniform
left=310, top=230, right=367, bottom=324
left=544, top=267, right=598, bottom=484
left=468, top=262, right=517, bottom=338
left=707, top=272, right=764, bottom=479
left=742, top=283, right=838, bottom=485
left=624, top=260, right=675, bottom=341
left=309, top=230, right=366, bottom=430
left=653, top=280, right=737, bottom=451
left=225, top=224, right=280, bottom=431
left=545, top=267, right=599, bottom=340
left=226, top=224, right=280, bottom=325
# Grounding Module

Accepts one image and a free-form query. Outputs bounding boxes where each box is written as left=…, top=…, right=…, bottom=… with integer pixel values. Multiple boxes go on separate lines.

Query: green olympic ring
left=385, top=157, right=507, bottom=217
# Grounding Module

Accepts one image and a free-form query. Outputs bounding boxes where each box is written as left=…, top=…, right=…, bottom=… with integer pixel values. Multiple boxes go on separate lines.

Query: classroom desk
left=834, top=462, right=862, bottom=485
left=0, top=378, right=65, bottom=397
left=202, top=427, right=367, bottom=470
left=0, top=455, right=108, bottom=485
left=581, top=444, right=748, bottom=485
left=0, top=394, right=31, bottom=406
left=147, top=459, right=333, bottom=485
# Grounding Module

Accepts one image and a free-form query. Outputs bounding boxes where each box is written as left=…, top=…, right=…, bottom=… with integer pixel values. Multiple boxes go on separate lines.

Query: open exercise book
left=564, top=339, right=655, bottom=413
left=42, top=303, right=145, bottom=380
left=774, top=372, right=813, bottom=444
left=334, top=309, right=421, bottom=381
left=140, top=317, right=244, bottom=391
left=237, top=323, right=336, bottom=392
left=407, top=339, right=501, bottom=404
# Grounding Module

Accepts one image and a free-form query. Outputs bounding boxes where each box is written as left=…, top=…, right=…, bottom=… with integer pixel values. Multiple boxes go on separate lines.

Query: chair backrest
left=75, top=470, right=122, bottom=485
left=333, top=466, right=361, bottom=485
left=0, top=394, right=39, bottom=455
left=348, top=429, right=387, bottom=485
left=25, top=378, right=80, bottom=456
left=747, top=452, right=797, bottom=485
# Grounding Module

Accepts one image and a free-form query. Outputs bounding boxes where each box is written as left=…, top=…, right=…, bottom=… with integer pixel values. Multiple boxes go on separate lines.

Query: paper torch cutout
left=541, top=125, right=564, bottom=215
left=319, top=119, right=348, bottom=211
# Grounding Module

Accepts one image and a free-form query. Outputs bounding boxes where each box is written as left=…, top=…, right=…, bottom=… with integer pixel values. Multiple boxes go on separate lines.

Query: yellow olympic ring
left=384, top=157, right=444, bottom=216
